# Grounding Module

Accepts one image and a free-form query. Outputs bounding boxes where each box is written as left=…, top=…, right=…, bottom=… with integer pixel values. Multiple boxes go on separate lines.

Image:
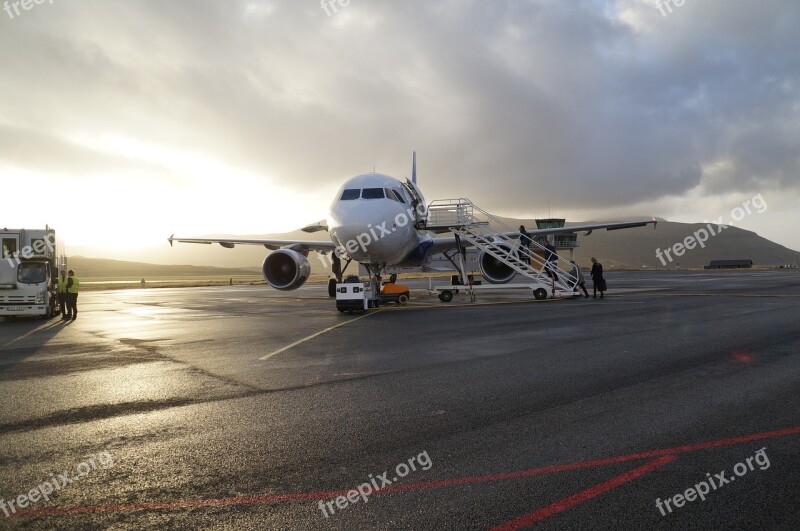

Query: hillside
left=574, top=222, right=799, bottom=269
left=493, top=217, right=800, bottom=269
left=67, top=256, right=260, bottom=279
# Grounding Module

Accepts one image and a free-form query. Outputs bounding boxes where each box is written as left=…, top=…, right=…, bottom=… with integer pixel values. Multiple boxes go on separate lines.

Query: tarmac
left=0, top=269, right=798, bottom=529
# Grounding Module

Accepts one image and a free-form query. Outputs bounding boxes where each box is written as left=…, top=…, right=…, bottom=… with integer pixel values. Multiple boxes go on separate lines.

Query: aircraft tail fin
left=411, top=150, right=417, bottom=184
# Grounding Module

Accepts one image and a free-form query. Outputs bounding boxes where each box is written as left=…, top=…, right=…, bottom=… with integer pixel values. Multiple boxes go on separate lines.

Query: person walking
left=65, top=269, right=80, bottom=320
left=57, top=269, right=68, bottom=320
left=518, top=225, right=532, bottom=265
left=570, top=260, right=589, bottom=298
left=590, top=257, right=606, bottom=299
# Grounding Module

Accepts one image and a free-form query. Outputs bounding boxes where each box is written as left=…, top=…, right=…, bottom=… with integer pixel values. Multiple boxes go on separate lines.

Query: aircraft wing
left=529, top=219, right=657, bottom=236
left=168, top=235, right=336, bottom=252
left=429, top=218, right=657, bottom=254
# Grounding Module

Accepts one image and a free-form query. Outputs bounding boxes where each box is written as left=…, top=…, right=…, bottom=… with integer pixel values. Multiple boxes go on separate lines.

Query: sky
left=2, top=0, right=798, bottom=262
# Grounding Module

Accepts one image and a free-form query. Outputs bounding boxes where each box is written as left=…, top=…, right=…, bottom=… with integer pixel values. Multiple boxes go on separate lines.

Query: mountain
left=494, top=217, right=800, bottom=269
left=577, top=222, right=799, bottom=269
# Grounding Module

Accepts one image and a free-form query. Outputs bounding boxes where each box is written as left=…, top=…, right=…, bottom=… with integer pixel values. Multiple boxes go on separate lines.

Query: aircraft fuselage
left=327, top=173, right=433, bottom=268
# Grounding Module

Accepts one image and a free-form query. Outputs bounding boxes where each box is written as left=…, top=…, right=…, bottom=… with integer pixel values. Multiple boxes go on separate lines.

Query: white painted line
left=258, top=310, right=382, bottom=361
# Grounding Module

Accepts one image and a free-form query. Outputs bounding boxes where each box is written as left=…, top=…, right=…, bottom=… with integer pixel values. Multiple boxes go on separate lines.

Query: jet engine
left=262, top=249, right=311, bottom=291
left=479, top=244, right=518, bottom=284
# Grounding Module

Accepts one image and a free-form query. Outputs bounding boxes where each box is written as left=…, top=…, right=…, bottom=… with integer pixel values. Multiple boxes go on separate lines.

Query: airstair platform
left=425, top=199, right=580, bottom=301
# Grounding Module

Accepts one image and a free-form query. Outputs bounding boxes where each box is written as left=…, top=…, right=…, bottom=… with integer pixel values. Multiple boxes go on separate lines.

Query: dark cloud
left=1, top=0, right=798, bottom=222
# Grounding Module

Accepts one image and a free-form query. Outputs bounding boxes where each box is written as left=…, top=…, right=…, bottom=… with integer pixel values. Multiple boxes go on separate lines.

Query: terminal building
left=705, top=259, right=753, bottom=269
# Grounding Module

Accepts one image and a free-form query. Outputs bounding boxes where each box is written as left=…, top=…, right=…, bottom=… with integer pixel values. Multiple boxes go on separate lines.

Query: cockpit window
left=392, top=189, right=407, bottom=203
left=340, top=189, right=360, bottom=200
left=361, top=188, right=385, bottom=199
left=384, top=188, right=401, bottom=202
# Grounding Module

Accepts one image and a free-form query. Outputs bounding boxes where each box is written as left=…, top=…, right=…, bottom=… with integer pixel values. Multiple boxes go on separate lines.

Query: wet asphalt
left=0, top=270, right=798, bottom=530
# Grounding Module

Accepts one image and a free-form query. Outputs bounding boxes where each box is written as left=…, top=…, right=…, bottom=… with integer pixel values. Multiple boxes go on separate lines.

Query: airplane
left=169, top=153, right=657, bottom=296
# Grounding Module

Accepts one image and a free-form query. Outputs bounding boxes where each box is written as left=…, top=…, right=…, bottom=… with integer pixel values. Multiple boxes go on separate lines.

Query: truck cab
left=0, top=228, right=61, bottom=319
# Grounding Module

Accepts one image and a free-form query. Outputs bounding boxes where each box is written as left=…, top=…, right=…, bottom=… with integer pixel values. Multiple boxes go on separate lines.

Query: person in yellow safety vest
left=65, top=269, right=80, bottom=321
left=57, top=269, right=68, bottom=320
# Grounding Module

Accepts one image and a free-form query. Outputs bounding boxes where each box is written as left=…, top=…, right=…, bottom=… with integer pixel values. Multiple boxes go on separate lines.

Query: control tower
left=534, top=218, right=579, bottom=261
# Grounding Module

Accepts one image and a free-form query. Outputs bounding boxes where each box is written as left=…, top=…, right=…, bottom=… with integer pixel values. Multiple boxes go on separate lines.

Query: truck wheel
left=533, top=288, right=548, bottom=300
left=438, top=290, right=453, bottom=303
left=328, top=279, right=337, bottom=297
left=398, top=293, right=409, bottom=305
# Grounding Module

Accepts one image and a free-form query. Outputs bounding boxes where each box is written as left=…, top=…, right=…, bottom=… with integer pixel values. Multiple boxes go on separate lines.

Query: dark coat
left=590, top=262, right=604, bottom=280
left=570, top=264, right=586, bottom=285
left=544, top=243, right=558, bottom=263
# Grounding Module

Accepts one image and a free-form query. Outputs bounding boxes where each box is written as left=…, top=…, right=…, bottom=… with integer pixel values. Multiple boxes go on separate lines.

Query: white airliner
left=169, top=153, right=656, bottom=294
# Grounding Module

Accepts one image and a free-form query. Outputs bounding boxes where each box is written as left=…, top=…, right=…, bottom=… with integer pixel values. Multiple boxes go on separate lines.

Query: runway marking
left=10, top=425, right=799, bottom=520
left=258, top=310, right=383, bottom=360
left=491, top=456, right=677, bottom=530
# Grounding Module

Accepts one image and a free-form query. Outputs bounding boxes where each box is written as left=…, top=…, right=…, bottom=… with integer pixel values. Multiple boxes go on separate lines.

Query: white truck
left=0, top=227, right=63, bottom=319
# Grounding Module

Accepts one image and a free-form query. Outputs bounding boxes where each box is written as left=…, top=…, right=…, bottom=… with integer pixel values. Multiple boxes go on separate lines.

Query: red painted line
left=11, top=425, right=799, bottom=518
left=490, top=455, right=677, bottom=531
left=381, top=424, right=800, bottom=494
left=596, top=425, right=800, bottom=463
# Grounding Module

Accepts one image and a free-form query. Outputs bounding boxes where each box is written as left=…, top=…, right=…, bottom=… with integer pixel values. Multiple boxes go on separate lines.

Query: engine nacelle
left=479, top=244, right=518, bottom=284
left=262, top=249, right=311, bottom=291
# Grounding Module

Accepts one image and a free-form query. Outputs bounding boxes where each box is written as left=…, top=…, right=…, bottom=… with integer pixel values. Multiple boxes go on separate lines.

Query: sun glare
left=4, top=133, right=336, bottom=254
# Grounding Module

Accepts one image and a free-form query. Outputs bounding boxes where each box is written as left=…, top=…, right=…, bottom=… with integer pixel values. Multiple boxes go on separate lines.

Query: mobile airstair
left=425, top=199, right=579, bottom=302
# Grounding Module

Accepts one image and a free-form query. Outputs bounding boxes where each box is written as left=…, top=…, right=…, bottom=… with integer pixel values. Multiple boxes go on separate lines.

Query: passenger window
left=340, top=189, right=360, bottom=200
left=361, top=188, right=385, bottom=199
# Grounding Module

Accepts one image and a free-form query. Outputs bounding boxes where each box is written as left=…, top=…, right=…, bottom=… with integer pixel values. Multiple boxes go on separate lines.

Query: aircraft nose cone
left=330, top=213, right=396, bottom=261
left=332, top=222, right=371, bottom=255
